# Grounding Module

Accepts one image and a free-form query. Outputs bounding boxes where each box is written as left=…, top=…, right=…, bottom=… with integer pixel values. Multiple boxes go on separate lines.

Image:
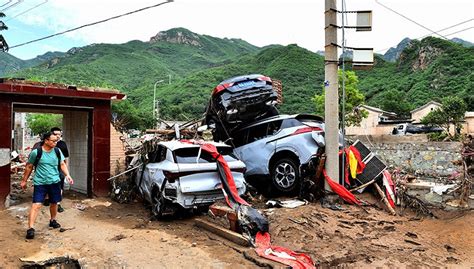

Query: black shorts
left=33, top=182, right=62, bottom=204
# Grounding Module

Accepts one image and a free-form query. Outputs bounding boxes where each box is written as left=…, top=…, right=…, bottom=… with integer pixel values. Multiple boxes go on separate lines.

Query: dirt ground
left=1, top=181, right=473, bottom=268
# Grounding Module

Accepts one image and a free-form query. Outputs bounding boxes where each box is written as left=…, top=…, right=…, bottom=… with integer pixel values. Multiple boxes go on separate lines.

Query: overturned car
left=134, top=140, right=247, bottom=217
left=204, top=74, right=279, bottom=142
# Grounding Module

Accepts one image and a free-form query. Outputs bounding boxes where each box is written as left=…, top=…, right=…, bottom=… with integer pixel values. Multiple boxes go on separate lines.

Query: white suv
left=135, top=140, right=247, bottom=217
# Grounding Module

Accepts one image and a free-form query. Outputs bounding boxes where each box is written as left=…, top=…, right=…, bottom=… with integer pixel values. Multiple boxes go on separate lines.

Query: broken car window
left=174, top=147, right=237, bottom=163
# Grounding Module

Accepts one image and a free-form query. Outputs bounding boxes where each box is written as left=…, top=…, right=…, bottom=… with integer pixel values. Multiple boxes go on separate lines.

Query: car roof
left=236, top=114, right=324, bottom=131
left=159, top=140, right=231, bottom=151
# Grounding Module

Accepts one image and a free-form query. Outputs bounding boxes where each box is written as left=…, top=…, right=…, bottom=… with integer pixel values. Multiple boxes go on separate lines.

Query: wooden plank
left=374, top=183, right=397, bottom=215
left=195, top=218, right=250, bottom=247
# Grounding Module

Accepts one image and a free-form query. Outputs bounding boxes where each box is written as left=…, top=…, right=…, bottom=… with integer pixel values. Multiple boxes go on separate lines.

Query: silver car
left=135, top=140, right=247, bottom=217
left=232, top=114, right=326, bottom=193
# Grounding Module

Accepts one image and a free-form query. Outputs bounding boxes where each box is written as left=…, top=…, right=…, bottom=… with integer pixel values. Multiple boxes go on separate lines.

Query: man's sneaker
left=26, top=228, right=35, bottom=239
left=49, top=219, right=61, bottom=229
left=43, top=198, right=50, bottom=206
left=57, top=204, right=64, bottom=213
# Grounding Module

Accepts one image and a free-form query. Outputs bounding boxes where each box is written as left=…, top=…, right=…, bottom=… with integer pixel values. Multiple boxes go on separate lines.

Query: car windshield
left=174, top=146, right=238, bottom=163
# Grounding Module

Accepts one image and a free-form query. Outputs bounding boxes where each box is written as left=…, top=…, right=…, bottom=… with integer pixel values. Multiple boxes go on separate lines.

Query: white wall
left=63, top=111, right=89, bottom=194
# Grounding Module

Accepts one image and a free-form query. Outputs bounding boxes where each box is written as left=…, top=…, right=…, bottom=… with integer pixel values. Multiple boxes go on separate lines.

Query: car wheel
left=271, top=158, right=300, bottom=193
left=151, top=187, right=165, bottom=218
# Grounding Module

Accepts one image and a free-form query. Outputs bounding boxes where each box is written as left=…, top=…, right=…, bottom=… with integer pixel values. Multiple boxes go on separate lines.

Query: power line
left=5, top=0, right=48, bottom=22
left=443, top=26, right=474, bottom=38
left=1, top=0, right=23, bottom=12
left=9, top=0, right=173, bottom=50
left=419, top=18, right=473, bottom=39
left=375, top=0, right=449, bottom=40
left=376, top=18, right=474, bottom=53
left=0, top=1, right=13, bottom=8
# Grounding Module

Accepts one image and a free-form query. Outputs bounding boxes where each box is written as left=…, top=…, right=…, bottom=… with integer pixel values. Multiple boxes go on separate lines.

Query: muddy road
left=1, top=188, right=473, bottom=268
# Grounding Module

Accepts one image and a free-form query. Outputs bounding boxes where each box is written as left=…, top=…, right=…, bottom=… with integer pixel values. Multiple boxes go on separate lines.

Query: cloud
left=4, top=0, right=474, bottom=56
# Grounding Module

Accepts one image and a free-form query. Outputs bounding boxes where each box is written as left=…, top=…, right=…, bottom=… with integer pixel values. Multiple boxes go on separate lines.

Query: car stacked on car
left=135, top=74, right=329, bottom=218
left=204, top=74, right=279, bottom=142
left=203, top=74, right=329, bottom=194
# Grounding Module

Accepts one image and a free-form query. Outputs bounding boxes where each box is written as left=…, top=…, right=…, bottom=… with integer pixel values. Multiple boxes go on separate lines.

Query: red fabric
left=348, top=145, right=365, bottom=174
left=255, top=232, right=316, bottom=269
left=338, top=149, right=351, bottom=185
left=339, top=146, right=366, bottom=185
left=180, top=140, right=249, bottom=207
left=323, top=170, right=361, bottom=205
left=382, top=170, right=396, bottom=209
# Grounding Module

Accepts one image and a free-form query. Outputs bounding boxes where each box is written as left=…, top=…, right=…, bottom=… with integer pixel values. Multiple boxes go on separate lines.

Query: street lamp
left=153, top=79, right=164, bottom=129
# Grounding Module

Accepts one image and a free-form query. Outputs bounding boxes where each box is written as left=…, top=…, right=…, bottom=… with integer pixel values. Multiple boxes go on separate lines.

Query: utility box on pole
left=324, top=0, right=340, bottom=189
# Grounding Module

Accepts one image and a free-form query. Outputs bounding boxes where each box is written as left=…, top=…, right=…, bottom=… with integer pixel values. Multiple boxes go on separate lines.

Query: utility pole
left=153, top=79, right=164, bottom=129
left=324, top=0, right=339, bottom=188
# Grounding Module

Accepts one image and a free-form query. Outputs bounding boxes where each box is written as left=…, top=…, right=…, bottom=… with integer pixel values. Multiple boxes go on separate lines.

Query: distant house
left=464, top=112, right=474, bottom=134
left=345, top=105, right=400, bottom=136
left=411, top=101, right=441, bottom=123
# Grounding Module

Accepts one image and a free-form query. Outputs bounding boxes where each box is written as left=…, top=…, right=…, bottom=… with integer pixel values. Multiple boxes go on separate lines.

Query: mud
left=1, top=185, right=473, bottom=268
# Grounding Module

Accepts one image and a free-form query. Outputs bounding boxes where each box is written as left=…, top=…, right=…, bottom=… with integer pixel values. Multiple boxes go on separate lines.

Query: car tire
left=151, top=187, right=165, bottom=219
left=271, top=158, right=300, bottom=193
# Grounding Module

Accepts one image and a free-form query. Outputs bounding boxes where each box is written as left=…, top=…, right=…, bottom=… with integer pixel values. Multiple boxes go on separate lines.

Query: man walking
left=20, top=132, right=74, bottom=239
left=50, top=127, right=69, bottom=213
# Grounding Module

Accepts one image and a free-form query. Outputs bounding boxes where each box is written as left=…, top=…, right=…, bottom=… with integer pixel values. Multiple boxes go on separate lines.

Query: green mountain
left=356, top=37, right=474, bottom=116
left=8, top=28, right=474, bottom=128
left=383, top=37, right=411, bottom=62
left=0, top=51, right=64, bottom=76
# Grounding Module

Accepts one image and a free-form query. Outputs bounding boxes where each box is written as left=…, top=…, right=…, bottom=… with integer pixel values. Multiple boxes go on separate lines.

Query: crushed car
left=231, top=114, right=328, bottom=193
left=204, top=74, right=279, bottom=142
left=134, top=140, right=247, bottom=217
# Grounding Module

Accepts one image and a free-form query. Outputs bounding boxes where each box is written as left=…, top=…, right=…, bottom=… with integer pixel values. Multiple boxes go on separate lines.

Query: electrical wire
left=375, top=0, right=449, bottom=40
left=8, top=0, right=173, bottom=50
left=341, top=0, right=347, bottom=185
left=443, top=26, right=473, bottom=38
left=376, top=18, right=474, bottom=53
left=1, top=0, right=23, bottom=12
left=0, top=1, right=13, bottom=8
left=418, top=18, right=474, bottom=40
left=5, top=0, right=48, bottom=22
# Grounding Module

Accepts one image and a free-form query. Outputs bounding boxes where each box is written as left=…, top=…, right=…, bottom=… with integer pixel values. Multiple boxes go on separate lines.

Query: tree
left=313, top=70, right=368, bottom=127
left=0, top=12, right=8, bottom=51
left=378, top=90, right=413, bottom=118
left=421, top=96, right=467, bottom=137
left=26, top=113, right=62, bottom=135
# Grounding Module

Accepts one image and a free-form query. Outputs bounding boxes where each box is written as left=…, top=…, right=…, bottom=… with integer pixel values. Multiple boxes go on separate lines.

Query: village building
left=410, top=101, right=442, bottom=123
left=0, top=79, right=125, bottom=207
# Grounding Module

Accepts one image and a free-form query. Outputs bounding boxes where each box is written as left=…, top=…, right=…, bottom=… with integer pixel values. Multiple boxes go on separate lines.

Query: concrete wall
left=63, top=111, right=89, bottom=194
left=359, top=140, right=462, bottom=177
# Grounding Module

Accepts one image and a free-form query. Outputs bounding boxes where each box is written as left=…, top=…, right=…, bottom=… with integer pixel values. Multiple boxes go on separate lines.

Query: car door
left=140, top=145, right=169, bottom=202
left=233, top=121, right=280, bottom=176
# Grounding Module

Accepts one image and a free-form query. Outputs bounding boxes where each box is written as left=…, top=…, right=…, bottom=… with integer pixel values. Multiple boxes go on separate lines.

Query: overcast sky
left=2, top=0, right=473, bottom=60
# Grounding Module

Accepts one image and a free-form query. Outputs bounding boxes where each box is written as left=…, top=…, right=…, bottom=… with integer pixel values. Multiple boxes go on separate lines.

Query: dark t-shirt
left=56, top=140, right=69, bottom=158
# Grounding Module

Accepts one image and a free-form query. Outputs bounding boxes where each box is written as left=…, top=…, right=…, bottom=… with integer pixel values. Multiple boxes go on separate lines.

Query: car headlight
left=226, top=108, right=238, bottom=115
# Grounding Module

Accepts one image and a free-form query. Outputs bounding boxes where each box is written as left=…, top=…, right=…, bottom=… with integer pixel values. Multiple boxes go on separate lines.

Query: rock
left=444, top=244, right=455, bottom=253
left=191, top=242, right=197, bottom=247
